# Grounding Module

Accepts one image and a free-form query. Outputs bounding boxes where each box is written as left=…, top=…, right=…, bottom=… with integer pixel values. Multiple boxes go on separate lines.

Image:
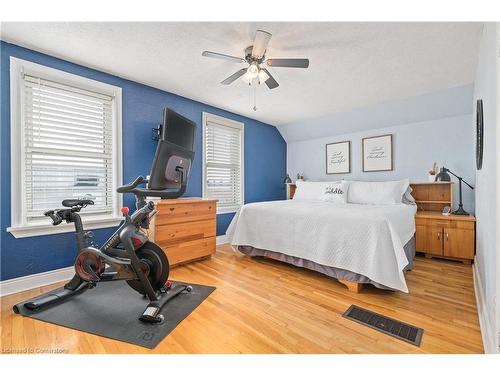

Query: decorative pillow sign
left=322, top=181, right=348, bottom=204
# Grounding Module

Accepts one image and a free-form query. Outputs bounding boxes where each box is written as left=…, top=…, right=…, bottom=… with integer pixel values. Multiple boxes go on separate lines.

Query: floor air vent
left=342, top=305, right=423, bottom=346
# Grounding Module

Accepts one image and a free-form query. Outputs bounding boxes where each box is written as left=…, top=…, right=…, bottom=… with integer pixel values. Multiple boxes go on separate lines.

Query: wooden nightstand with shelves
left=410, top=182, right=476, bottom=264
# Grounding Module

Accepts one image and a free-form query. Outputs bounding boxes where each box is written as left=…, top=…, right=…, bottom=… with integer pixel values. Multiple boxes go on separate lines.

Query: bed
left=226, top=180, right=417, bottom=293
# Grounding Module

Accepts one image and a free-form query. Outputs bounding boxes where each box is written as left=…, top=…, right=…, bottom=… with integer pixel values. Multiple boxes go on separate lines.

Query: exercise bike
left=14, top=108, right=197, bottom=324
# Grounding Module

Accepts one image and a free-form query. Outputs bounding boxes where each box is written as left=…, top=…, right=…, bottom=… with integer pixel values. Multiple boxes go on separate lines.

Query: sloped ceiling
left=1, top=22, right=482, bottom=136
left=279, top=84, right=474, bottom=142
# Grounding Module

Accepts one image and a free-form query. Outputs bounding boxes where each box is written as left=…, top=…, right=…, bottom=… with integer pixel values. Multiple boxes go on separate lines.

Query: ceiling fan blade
left=221, top=69, right=248, bottom=85
left=266, top=58, right=310, bottom=68
left=202, top=51, right=245, bottom=63
left=261, top=68, right=279, bottom=89
left=251, top=30, right=272, bottom=59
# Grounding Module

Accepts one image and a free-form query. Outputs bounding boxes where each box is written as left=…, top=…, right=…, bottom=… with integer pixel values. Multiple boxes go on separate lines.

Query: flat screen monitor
left=148, top=108, right=196, bottom=192
left=162, top=108, right=195, bottom=151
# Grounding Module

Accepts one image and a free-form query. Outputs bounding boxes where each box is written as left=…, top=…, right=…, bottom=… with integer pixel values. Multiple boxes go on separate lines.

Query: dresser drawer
left=415, top=217, right=474, bottom=230
left=455, top=221, right=475, bottom=230
left=155, top=201, right=216, bottom=225
left=163, top=237, right=216, bottom=266
left=155, top=219, right=216, bottom=246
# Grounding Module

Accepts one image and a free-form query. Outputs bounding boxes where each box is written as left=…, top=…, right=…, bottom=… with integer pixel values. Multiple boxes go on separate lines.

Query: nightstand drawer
left=455, top=221, right=474, bottom=230
left=162, top=237, right=216, bottom=266
left=432, top=220, right=450, bottom=227
left=415, top=217, right=475, bottom=230
left=155, top=219, right=216, bottom=246
left=155, top=201, right=216, bottom=225
left=415, top=217, right=450, bottom=227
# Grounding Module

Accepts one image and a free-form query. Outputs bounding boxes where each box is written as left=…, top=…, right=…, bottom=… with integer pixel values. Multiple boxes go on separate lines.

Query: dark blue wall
left=0, top=41, right=286, bottom=281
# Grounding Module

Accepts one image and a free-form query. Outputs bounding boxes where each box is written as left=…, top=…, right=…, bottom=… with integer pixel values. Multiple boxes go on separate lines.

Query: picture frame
left=362, top=134, right=393, bottom=172
left=326, top=141, right=351, bottom=174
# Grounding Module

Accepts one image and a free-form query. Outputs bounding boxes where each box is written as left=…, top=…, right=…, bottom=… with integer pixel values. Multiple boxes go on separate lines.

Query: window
left=202, top=112, right=244, bottom=213
left=8, top=57, right=122, bottom=238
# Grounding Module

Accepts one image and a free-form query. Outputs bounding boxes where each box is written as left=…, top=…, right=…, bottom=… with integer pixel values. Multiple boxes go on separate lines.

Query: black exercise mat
left=14, top=281, right=215, bottom=349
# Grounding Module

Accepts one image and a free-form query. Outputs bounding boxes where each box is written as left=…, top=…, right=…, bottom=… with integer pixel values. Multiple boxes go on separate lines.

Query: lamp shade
left=435, top=167, right=451, bottom=182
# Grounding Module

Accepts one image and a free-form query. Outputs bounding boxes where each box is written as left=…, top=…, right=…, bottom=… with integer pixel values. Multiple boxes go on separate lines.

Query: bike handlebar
left=117, top=176, right=147, bottom=193
left=44, top=210, right=63, bottom=226
left=117, top=169, right=187, bottom=199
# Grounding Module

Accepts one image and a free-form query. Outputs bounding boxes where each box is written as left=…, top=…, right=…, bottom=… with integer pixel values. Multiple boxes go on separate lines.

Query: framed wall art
left=326, top=141, right=350, bottom=174
left=362, top=134, right=393, bottom=172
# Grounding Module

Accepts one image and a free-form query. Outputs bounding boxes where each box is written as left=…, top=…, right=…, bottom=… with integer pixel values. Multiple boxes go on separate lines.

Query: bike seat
left=62, top=199, right=94, bottom=207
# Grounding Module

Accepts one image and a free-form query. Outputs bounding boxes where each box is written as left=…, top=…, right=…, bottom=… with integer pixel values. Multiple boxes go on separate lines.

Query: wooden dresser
left=411, top=182, right=476, bottom=264
left=149, top=198, right=217, bottom=267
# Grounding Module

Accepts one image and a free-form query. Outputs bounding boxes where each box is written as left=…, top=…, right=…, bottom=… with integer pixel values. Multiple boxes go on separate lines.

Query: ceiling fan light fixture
left=247, top=63, right=259, bottom=78
left=240, top=72, right=253, bottom=85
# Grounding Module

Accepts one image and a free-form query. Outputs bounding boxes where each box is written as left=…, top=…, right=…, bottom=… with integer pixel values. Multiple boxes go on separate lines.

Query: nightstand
left=149, top=198, right=217, bottom=267
left=411, top=181, right=475, bottom=264
left=415, top=211, right=476, bottom=264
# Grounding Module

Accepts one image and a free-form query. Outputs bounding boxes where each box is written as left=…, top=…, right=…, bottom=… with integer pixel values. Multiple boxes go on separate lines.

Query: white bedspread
left=226, top=200, right=417, bottom=292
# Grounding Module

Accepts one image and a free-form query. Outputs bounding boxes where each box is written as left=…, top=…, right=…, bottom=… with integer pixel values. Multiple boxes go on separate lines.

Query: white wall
left=287, top=114, right=475, bottom=213
left=472, top=22, right=499, bottom=354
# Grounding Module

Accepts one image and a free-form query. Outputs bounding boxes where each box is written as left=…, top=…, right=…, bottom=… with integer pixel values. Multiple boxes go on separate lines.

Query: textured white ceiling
left=1, top=22, right=482, bottom=127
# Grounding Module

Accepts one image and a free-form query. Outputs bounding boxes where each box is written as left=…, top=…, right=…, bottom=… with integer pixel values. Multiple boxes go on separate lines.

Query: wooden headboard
left=286, top=181, right=453, bottom=212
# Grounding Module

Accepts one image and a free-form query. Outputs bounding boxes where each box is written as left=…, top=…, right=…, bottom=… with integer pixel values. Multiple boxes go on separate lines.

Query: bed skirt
left=237, top=236, right=416, bottom=291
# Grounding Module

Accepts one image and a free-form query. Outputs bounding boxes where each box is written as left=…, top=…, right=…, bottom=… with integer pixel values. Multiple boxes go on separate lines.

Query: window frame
left=7, top=57, right=123, bottom=238
left=202, top=112, right=244, bottom=214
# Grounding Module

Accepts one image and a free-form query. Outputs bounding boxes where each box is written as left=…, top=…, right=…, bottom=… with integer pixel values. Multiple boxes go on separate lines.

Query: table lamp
left=435, top=167, right=474, bottom=215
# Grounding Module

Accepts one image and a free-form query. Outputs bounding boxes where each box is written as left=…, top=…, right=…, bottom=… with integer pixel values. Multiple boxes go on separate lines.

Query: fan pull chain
left=253, top=81, right=257, bottom=111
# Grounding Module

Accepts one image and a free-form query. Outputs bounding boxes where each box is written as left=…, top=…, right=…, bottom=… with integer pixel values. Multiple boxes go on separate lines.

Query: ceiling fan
left=202, top=30, right=309, bottom=90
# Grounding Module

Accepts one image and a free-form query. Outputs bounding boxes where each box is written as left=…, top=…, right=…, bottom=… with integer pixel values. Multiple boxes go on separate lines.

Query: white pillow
left=322, top=181, right=349, bottom=204
left=293, top=180, right=340, bottom=201
left=347, top=179, right=410, bottom=205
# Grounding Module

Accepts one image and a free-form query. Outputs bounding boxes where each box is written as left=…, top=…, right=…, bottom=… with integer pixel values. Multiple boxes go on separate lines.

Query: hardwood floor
left=1, top=244, right=483, bottom=354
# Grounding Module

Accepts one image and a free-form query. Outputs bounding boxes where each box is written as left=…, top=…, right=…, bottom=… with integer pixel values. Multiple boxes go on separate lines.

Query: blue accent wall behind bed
left=0, top=41, right=286, bottom=281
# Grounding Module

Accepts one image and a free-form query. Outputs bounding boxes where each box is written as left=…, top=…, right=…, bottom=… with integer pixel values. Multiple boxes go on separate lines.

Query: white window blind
left=203, top=114, right=244, bottom=212
left=22, top=74, right=114, bottom=222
